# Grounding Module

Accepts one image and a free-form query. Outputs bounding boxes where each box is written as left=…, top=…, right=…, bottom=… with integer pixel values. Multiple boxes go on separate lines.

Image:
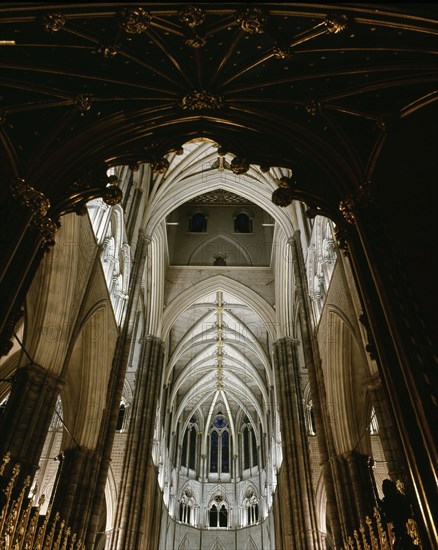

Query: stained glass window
left=222, top=430, right=229, bottom=473
left=210, top=430, right=218, bottom=472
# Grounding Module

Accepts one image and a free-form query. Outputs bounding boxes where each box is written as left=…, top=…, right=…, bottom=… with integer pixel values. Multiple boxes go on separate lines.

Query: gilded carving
left=325, top=14, right=348, bottom=34
left=185, top=35, right=207, bottom=48
left=120, top=7, right=151, bottom=34
left=43, top=13, right=66, bottom=33
left=9, top=178, right=51, bottom=217
left=74, top=94, right=92, bottom=113
left=180, top=90, right=224, bottom=110
left=339, top=196, right=356, bottom=224
left=273, top=44, right=293, bottom=60
left=95, top=44, right=119, bottom=58
left=230, top=156, right=249, bottom=174
left=178, top=6, right=206, bottom=28
left=31, top=216, right=58, bottom=247
left=235, top=7, right=268, bottom=34
left=339, top=182, right=373, bottom=224
left=306, top=100, right=322, bottom=116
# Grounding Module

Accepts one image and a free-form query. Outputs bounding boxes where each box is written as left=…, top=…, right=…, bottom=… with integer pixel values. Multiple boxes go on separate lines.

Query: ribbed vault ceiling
left=1, top=3, right=437, bottom=217
left=167, top=289, right=270, bottom=431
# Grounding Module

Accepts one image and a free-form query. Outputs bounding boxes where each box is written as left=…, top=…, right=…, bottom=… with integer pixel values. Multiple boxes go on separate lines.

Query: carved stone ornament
left=178, top=6, right=206, bottom=28
left=333, top=225, right=349, bottom=255
left=324, top=14, right=348, bottom=34
left=151, top=157, right=170, bottom=174
left=306, top=100, right=322, bottom=116
left=31, top=216, right=58, bottom=248
left=95, top=44, right=120, bottom=58
left=102, top=185, right=123, bottom=206
left=10, top=178, right=51, bottom=217
left=272, top=187, right=294, bottom=207
left=230, top=157, right=250, bottom=174
left=339, top=181, right=373, bottom=224
left=120, top=7, right=151, bottom=34
left=273, top=44, right=293, bottom=60
left=43, top=13, right=66, bottom=33
left=235, top=7, right=268, bottom=34
left=180, top=90, right=224, bottom=111
left=277, top=176, right=293, bottom=188
left=74, top=94, right=92, bottom=113
left=185, top=34, right=207, bottom=48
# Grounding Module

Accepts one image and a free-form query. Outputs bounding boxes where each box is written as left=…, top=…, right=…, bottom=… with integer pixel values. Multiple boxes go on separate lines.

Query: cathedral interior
left=0, top=3, right=436, bottom=550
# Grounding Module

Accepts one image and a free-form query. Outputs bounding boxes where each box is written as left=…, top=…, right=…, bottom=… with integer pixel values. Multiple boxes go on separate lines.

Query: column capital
left=15, top=362, right=65, bottom=391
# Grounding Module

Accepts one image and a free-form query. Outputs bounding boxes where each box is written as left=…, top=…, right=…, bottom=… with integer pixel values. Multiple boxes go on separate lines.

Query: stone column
left=0, top=363, right=64, bottom=483
left=111, top=335, right=165, bottom=550
left=339, top=190, right=437, bottom=545
left=365, top=373, right=408, bottom=483
left=50, top=446, right=101, bottom=541
left=289, top=232, right=342, bottom=546
left=273, top=337, right=321, bottom=550
left=85, top=231, right=151, bottom=548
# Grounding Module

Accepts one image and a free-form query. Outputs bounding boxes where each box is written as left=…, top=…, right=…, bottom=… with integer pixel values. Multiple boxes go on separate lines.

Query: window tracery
left=209, top=494, right=229, bottom=528
left=306, top=217, right=337, bottom=323
left=242, top=419, right=258, bottom=471
left=209, top=414, right=231, bottom=476
left=179, top=488, right=196, bottom=525
left=181, top=419, right=198, bottom=472
left=243, top=488, right=259, bottom=526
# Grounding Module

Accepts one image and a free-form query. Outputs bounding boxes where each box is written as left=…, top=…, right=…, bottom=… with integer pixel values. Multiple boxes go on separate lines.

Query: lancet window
left=181, top=418, right=198, bottom=472
left=209, top=414, right=231, bottom=475
left=242, top=419, right=258, bottom=470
